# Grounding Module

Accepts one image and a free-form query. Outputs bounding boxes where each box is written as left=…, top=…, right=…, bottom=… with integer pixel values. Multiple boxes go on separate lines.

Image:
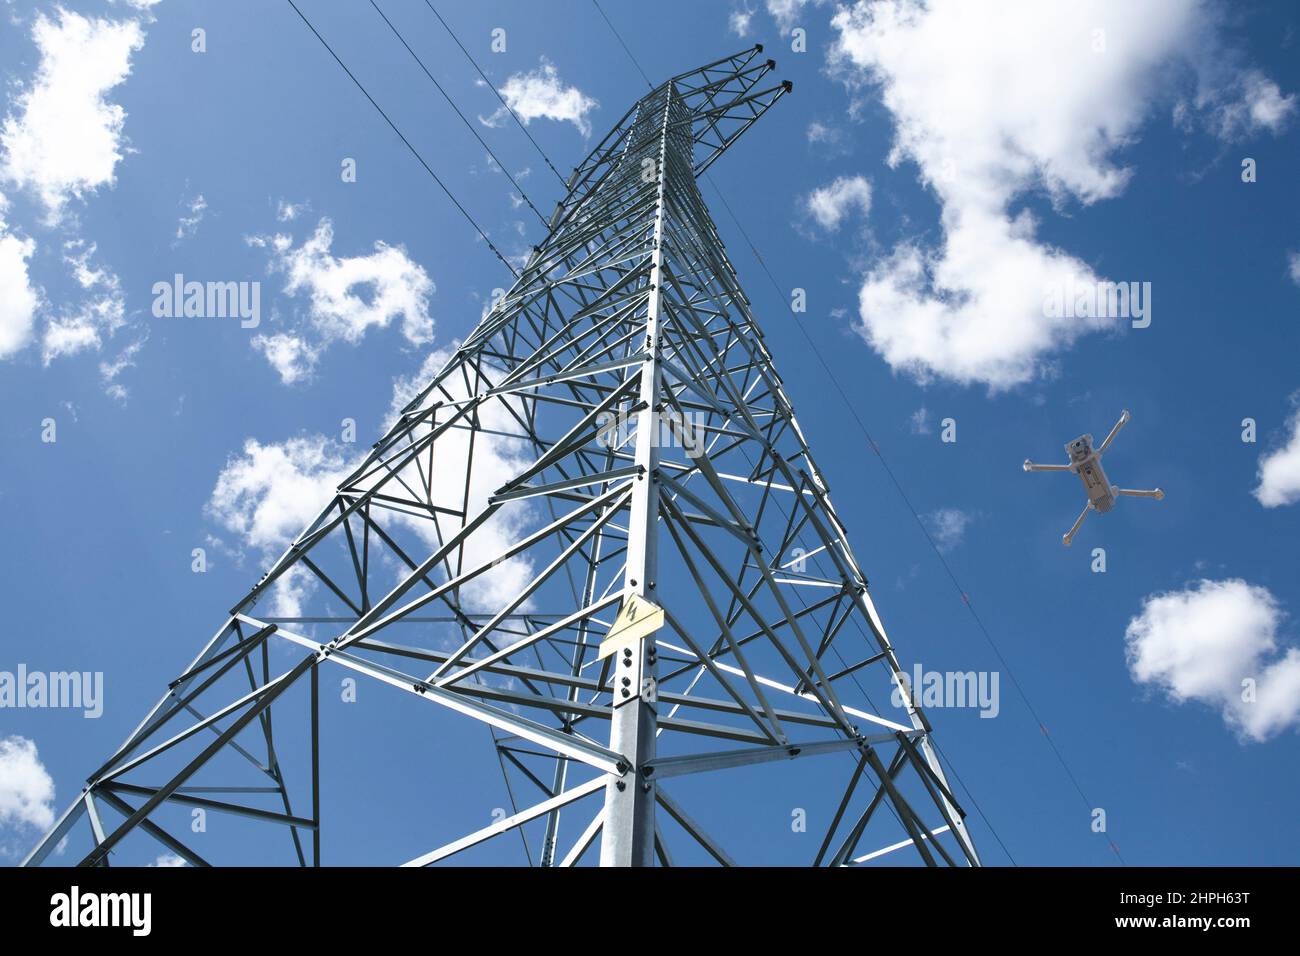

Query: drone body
left=1067, top=432, right=1118, bottom=514
left=1024, top=410, right=1164, bottom=546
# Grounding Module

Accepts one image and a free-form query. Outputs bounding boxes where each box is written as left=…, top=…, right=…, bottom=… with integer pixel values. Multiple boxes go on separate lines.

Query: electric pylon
left=26, top=46, right=979, bottom=868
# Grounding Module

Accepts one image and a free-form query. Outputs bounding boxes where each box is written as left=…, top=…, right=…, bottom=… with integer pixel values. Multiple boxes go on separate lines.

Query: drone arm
left=1097, top=409, right=1131, bottom=454
left=1062, top=500, right=1093, bottom=547
left=1023, top=460, right=1072, bottom=473
left=1117, top=487, right=1164, bottom=500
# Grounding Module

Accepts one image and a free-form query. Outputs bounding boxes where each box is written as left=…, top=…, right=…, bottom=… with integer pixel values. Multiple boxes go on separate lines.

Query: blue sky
left=2, top=0, right=1300, bottom=867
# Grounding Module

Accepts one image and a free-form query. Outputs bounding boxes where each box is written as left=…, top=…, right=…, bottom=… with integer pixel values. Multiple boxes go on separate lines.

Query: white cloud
left=923, top=507, right=971, bottom=551
left=209, top=436, right=351, bottom=554
left=806, top=120, right=847, bottom=153
left=0, top=9, right=144, bottom=223
left=207, top=351, right=536, bottom=617
left=804, top=174, right=872, bottom=230
left=0, top=197, right=40, bottom=360
left=829, top=0, right=1293, bottom=390
left=730, top=7, right=754, bottom=37
left=1187, top=69, right=1297, bottom=140
left=908, top=405, right=930, bottom=435
left=1254, top=406, right=1300, bottom=508
left=275, top=199, right=303, bottom=223
left=251, top=333, right=319, bottom=386
left=767, top=0, right=828, bottom=34
left=251, top=218, right=434, bottom=383
left=272, top=220, right=433, bottom=344
left=42, top=239, right=127, bottom=363
left=1239, top=73, right=1296, bottom=132
left=1288, top=251, right=1300, bottom=287
left=385, top=350, right=536, bottom=610
left=207, top=436, right=351, bottom=619
left=853, top=218, right=1111, bottom=389
left=1126, top=579, right=1300, bottom=742
left=99, top=334, right=146, bottom=402
left=480, top=58, right=598, bottom=137
left=260, top=563, right=312, bottom=621
left=150, top=853, right=188, bottom=867
left=0, top=735, right=56, bottom=833
left=175, top=193, right=207, bottom=241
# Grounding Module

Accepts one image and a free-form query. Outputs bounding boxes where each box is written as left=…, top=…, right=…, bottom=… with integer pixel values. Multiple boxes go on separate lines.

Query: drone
left=1023, top=409, right=1164, bottom=547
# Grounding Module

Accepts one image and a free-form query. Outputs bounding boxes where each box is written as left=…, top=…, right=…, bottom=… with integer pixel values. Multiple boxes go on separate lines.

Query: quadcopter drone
left=1023, top=409, right=1164, bottom=547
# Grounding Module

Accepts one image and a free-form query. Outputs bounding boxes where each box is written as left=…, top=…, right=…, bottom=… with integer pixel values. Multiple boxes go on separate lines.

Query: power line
left=591, top=0, right=653, bottom=90
left=705, top=177, right=1124, bottom=865
left=931, top=738, right=1017, bottom=865
left=284, top=0, right=519, bottom=278
left=369, top=0, right=549, bottom=229
left=719, top=415, right=1014, bottom=864
left=294, top=0, right=1092, bottom=865
left=409, top=3, right=962, bottom=865
left=423, top=0, right=569, bottom=189
left=590, top=5, right=1110, bottom=866
left=299, top=2, right=608, bottom=861
left=590, top=1, right=1014, bottom=866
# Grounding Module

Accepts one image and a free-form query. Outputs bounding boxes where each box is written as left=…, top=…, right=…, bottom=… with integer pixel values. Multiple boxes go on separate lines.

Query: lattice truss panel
left=27, top=47, right=978, bottom=868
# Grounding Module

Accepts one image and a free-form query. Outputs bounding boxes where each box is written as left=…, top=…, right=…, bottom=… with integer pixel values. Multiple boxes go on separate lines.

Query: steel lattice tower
left=26, top=47, right=979, bottom=868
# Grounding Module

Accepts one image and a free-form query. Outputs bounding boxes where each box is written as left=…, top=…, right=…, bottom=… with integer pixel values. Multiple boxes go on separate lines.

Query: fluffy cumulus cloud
left=207, top=435, right=351, bottom=618
left=1254, top=406, right=1300, bottom=508
left=804, top=174, right=872, bottom=230
left=0, top=196, right=40, bottom=360
left=208, top=437, right=351, bottom=554
left=480, top=58, right=598, bottom=137
left=0, top=9, right=144, bottom=222
left=1126, top=579, right=1300, bottom=742
left=0, top=10, right=149, bottom=374
left=207, top=350, right=536, bottom=618
left=0, top=736, right=56, bottom=838
left=829, top=0, right=1294, bottom=390
left=250, top=333, right=318, bottom=386
left=249, top=218, right=434, bottom=383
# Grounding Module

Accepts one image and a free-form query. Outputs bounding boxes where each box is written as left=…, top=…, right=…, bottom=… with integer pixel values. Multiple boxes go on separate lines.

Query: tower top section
left=570, top=45, right=789, bottom=189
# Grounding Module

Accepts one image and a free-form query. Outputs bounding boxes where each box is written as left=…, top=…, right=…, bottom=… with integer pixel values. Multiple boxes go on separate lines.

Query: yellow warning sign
left=597, top=593, right=665, bottom=660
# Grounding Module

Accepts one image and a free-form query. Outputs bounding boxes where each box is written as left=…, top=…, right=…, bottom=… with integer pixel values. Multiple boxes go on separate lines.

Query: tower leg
left=600, top=86, right=672, bottom=867
left=601, top=680, right=658, bottom=866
